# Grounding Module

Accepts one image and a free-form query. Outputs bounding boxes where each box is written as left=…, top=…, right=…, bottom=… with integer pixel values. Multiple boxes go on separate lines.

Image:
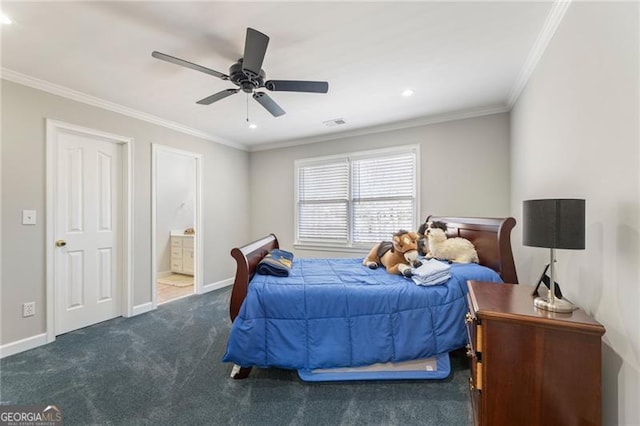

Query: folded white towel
left=413, top=258, right=451, bottom=276
left=412, top=259, right=451, bottom=286
left=412, top=272, right=450, bottom=286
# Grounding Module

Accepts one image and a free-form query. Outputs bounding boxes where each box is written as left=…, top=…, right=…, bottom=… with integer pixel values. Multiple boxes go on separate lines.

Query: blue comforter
left=223, top=258, right=502, bottom=370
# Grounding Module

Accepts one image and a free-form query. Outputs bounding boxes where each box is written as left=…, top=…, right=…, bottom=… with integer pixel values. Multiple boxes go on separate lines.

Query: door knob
left=55, top=239, right=67, bottom=247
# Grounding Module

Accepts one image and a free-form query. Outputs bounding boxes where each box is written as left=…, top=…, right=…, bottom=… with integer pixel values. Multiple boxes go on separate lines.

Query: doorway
left=151, top=145, right=202, bottom=306
left=46, top=120, right=132, bottom=341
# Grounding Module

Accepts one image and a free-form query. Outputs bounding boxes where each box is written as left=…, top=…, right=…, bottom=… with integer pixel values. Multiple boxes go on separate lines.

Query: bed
left=224, top=215, right=518, bottom=380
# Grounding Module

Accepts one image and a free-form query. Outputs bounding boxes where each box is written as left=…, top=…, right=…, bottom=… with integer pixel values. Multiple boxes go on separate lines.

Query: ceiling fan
left=152, top=27, right=329, bottom=118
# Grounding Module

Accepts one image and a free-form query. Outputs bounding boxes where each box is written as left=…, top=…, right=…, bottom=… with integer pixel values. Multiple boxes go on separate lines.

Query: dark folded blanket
left=256, top=249, right=294, bottom=277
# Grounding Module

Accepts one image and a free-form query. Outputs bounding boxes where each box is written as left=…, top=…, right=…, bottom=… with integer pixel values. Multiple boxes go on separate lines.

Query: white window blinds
left=297, top=160, right=349, bottom=243
left=351, top=153, right=416, bottom=243
left=296, top=147, right=418, bottom=247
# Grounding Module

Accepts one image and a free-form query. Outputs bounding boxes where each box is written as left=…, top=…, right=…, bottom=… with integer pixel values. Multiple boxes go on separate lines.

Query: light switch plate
left=22, top=210, right=37, bottom=225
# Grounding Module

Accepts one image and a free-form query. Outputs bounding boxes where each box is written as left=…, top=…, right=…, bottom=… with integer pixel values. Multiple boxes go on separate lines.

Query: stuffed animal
left=424, top=221, right=479, bottom=263
left=417, top=221, right=430, bottom=257
left=363, top=230, right=422, bottom=277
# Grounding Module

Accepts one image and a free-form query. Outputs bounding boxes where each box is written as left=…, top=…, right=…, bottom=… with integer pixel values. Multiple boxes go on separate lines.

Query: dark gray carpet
left=0, top=288, right=472, bottom=425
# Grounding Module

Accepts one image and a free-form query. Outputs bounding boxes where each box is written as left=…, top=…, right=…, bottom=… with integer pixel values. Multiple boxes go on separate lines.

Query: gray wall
left=1, top=80, right=250, bottom=345
left=250, top=113, right=511, bottom=257
left=510, top=2, right=639, bottom=424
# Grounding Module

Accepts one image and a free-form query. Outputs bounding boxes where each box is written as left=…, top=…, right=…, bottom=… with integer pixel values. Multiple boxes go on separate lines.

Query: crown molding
left=249, top=104, right=509, bottom=152
left=507, top=0, right=572, bottom=108
left=0, top=68, right=248, bottom=151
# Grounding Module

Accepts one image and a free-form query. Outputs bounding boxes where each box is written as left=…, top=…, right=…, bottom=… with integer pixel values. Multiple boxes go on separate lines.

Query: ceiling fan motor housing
left=230, top=59, right=265, bottom=93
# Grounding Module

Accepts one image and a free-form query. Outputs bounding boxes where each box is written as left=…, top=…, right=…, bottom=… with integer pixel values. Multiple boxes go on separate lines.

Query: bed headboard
left=425, top=215, right=518, bottom=284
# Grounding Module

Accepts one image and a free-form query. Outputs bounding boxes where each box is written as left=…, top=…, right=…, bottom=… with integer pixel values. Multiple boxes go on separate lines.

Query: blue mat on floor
left=298, top=352, right=451, bottom=382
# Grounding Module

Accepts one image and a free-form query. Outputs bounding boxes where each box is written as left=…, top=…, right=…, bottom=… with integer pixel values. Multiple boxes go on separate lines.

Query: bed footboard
left=229, top=233, right=279, bottom=322
left=228, top=234, right=279, bottom=380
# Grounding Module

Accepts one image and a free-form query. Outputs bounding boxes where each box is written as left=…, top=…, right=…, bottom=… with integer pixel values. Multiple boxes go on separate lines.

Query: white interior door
left=54, top=131, right=122, bottom=334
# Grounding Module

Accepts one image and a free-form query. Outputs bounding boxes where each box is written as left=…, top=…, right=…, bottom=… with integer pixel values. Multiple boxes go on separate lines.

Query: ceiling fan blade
left=152, top=51, right=229, bottom=80
left=196, top=89, right=239, bottom=105
left=242, top=28, right=269, bottom=77
left=265, top=80, right=329, bottom=93
left=253, top=92, right=285, bottom=117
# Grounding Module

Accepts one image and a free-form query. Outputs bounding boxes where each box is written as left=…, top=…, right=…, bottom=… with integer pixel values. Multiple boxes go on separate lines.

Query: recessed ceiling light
left=402, top=89, right=414, bottom=97
left=0, top=12, right=12, bottom=25
left=248, top=122, right=257, bottom=130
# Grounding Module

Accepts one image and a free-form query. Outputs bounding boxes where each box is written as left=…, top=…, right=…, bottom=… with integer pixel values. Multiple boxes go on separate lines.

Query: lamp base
left=533, top=296, right=576, bottom=313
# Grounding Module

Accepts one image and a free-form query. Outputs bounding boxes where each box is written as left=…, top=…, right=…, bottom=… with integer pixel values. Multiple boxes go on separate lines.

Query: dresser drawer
left=465, top=292, right=483, bottom=389
left=469, top=377, right=482, bottom=426
left=466, top=316, right=483, bottom=390
left=171, top=248, right=182, bottom=259
left=171, top=259, right=183, bottom=271
left=466, top=307, right=483, bottom=426
left=171, top=238, right=183, bottom=248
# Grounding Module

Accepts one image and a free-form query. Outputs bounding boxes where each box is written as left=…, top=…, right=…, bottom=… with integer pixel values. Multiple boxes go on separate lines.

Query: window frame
left=294, top=145, right=420, bottom=252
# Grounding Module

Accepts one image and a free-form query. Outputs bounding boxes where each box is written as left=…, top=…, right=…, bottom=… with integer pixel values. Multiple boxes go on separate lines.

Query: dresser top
left=468, top=281, right=605, bottom=335
left=171, top=230, right=195, bottom=237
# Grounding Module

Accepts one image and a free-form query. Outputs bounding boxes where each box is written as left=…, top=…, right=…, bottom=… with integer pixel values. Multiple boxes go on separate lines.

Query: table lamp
left=523, top=199, right=585, bottom=313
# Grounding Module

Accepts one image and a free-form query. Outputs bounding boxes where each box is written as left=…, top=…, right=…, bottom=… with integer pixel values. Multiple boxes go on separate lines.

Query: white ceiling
left=0, top=1, right=560, bottom=151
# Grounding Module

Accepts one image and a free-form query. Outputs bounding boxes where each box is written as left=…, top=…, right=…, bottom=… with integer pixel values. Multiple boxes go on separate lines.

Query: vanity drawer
left=171, top=259, right=183, bottom=271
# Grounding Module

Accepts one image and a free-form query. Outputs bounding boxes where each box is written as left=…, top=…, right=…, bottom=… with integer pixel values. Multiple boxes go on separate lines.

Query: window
left=295, top=146, right=419, bottom=249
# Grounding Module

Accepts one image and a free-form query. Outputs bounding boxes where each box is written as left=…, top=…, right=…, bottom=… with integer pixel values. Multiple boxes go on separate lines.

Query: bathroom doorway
left=151, top=144, right=202, bottom=306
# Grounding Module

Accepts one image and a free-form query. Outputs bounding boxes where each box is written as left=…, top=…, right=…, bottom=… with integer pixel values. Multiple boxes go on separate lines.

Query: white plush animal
left=425, top=221, right=479, bottom=264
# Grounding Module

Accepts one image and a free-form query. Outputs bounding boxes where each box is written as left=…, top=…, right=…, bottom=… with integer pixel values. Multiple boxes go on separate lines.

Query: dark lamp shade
left=523, top=199, right=585, bottom=249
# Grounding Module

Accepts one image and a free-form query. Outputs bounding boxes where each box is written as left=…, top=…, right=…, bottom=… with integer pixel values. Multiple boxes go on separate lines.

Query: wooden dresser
left=466, top=280, right=605, bottom=426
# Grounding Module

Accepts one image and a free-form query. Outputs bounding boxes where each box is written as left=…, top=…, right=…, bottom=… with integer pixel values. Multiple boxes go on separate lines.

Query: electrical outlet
left=23, top=302, right=35, bottom=317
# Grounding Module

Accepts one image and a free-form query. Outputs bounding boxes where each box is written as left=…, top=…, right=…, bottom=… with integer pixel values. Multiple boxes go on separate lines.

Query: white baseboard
left=0, top=332, right=48, bottom=359
left=201, top=277, right=233, bottom=294
left=131, top=301, right=154, bottom=316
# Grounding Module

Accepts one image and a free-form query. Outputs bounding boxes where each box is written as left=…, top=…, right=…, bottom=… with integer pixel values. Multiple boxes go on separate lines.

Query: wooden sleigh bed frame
left=228, top=215, right=518, bottom=379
